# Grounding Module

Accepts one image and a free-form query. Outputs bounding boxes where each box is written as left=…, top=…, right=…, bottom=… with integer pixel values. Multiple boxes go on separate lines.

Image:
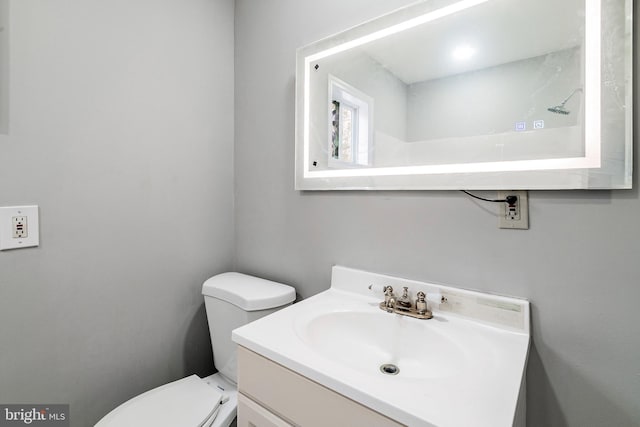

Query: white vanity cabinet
left=237, top=393, right=292, bottom=427
left=237, top=346, right=405, bottom=427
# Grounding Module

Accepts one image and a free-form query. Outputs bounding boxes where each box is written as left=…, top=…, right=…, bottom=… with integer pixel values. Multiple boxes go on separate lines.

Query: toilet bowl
left=95, top=272, right=295, bottom=427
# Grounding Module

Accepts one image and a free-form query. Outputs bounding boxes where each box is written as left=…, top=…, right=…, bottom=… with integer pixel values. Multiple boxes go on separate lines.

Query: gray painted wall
left=0, top=0, right=234, bottom=425
left=234, top=1, right=640, bottom=426
left=1, top=1, right=638, bottom=426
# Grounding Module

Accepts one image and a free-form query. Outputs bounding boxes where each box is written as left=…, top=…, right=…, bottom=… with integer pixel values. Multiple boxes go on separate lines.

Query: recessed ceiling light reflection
left=452, top=45, right=476, bottom=60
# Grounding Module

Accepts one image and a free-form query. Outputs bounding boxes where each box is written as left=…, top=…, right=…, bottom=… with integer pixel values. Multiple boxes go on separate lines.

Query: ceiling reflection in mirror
left=295, top=0, right=632, bottom=190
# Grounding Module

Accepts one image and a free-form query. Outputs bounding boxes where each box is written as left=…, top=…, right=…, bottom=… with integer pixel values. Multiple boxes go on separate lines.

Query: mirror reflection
left=309, top=0, right=589, bottom=169
left=295, top=0, right=631, bottom=190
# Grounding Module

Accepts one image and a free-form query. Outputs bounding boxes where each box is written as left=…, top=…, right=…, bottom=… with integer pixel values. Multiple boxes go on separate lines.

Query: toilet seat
left=95, top=375, right=222, bottom=427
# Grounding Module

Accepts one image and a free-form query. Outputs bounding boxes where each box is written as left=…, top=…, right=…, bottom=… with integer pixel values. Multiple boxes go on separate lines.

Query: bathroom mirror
left=295, top=0, right=632, bottom=190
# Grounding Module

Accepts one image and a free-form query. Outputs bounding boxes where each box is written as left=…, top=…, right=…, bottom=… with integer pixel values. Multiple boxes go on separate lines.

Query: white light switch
left=0, top=206, right=39, bottom=250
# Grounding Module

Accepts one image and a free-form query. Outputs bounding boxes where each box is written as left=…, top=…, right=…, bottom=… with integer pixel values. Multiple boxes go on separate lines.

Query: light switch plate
left=0, top=205, right=39, bottom=250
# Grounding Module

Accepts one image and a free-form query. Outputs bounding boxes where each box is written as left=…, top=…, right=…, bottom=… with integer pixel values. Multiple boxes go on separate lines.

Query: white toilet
left=95, top=272, right=296, bottom=427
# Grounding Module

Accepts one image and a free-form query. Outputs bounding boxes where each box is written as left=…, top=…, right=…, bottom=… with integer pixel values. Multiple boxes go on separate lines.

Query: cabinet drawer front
left=238, top=346, right=405, bottom=427
left=238, top=393, right=293, bottom=427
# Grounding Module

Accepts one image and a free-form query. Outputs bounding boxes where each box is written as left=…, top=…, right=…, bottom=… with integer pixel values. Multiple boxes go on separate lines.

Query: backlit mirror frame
left=294, top=0, right=633, bottom=190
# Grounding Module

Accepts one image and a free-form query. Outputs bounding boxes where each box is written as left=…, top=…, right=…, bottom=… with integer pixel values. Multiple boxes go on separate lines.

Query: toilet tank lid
left=202, top=272, right=296, bottom=311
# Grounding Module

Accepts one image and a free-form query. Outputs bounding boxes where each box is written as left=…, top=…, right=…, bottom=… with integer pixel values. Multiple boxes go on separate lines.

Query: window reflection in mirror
left=328, top=76, right=373, bottom=168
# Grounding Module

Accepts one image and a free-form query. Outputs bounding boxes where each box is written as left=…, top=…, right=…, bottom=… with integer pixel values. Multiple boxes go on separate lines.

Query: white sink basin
left=295, top=311, right=468, bottom=379
left=233, top=266, right=530, bottom=427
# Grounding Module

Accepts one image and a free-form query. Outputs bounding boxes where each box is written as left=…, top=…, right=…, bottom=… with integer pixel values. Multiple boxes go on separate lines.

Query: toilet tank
left=202, top=272, right=296, bottom=384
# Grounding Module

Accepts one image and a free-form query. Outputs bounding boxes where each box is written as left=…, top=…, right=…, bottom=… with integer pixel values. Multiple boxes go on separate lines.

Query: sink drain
left=379, top=363, right=400, bottom=375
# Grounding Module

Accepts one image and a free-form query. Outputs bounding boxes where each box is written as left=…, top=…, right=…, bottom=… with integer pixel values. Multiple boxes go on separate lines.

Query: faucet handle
left=415, top=291, right=428, bottom=315
left=383, top=286, right=396, bottom=304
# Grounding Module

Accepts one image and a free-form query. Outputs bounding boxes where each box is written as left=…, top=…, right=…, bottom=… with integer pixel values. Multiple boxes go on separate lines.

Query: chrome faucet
left=372, top=285, right=439, bottom=320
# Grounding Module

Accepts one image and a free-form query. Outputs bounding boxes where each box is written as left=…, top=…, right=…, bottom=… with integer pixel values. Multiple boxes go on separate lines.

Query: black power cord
left=460, top=190, right=517, bottom=205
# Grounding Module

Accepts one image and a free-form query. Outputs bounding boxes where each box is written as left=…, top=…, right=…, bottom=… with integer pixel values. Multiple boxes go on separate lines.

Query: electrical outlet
left=12, top=216, right=27, bottom=238
left=0, top=206, right=39, bottom=250
left=498, top=191, right=529, bottom=229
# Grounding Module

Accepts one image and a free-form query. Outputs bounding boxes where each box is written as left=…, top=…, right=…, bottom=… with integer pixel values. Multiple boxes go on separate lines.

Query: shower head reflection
left=547, top=88, right=583, bottom=115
